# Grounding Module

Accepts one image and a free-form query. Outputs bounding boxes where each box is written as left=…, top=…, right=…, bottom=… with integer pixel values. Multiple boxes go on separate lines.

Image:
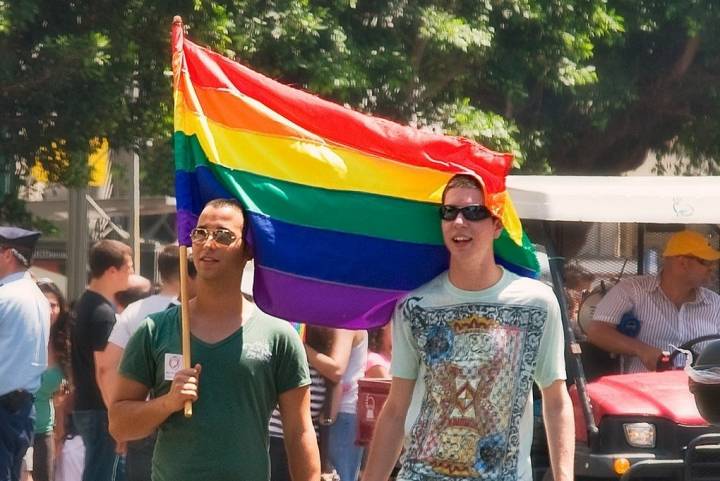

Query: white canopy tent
left=506, top=175, right=720, bottom=224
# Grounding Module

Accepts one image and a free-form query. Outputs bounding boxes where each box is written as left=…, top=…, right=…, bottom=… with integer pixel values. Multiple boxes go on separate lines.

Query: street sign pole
left=67, top=187, right=88, bottom=301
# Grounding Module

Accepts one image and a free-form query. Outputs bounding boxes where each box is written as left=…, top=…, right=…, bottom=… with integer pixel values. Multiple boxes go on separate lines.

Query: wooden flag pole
left=173, top=17, right=191, bottom=417
left=179, top=245, right=193, bottom=418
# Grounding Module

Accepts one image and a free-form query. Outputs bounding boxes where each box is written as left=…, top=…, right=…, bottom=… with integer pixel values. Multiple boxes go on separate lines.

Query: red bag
left=355, top=378, right=391, bottom=445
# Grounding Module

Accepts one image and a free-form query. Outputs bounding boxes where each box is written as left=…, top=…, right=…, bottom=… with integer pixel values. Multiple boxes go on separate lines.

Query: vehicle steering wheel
left=666, top=334, right=720, bottom=367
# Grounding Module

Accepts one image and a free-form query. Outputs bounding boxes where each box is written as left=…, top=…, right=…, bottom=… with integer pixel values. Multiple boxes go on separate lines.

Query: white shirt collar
left=0, top=270, right=29, bottom=286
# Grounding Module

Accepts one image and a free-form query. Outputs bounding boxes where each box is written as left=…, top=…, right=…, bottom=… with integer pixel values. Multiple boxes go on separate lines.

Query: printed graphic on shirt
left=398, top=297, right=546, bottom=481
left=163, top=353, right=184, bottom=381
left=243, top=341, right=272, bottom=362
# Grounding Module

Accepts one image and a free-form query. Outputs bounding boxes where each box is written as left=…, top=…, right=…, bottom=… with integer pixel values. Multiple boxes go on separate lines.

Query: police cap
left=0, top=226, right=41, bottom=267
left=0, top=226, right=41, bottom=250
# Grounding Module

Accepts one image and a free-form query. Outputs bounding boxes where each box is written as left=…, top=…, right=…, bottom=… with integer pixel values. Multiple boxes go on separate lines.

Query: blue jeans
left=269, top=435, right=291, bottom=481
left=126, top=431, right=156, bottom=481
left=0, top=395, right=35, bottom=481
left=32, top=432, right=53, bottom=481
left=73, top=410, right=125, bottom=481
left=328, top=412, right=364, bottom=481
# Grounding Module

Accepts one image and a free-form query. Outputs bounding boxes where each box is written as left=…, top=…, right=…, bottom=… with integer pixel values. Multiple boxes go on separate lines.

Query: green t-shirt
left=119, top=304, right=310, bottom=481
left=33, top=365, right=64, bottom=434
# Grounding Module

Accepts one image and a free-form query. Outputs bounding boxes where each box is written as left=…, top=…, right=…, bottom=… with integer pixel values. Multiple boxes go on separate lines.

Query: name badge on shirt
left=164, top=353, right=184, bottom=381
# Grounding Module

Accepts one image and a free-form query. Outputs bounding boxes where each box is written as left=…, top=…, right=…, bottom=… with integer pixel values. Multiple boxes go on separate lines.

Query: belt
left=0, top=389, right=34, bottom=412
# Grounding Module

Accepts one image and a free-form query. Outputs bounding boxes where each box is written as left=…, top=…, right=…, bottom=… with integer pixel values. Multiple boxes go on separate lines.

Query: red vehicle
left=511, top=176, right=720, bottom=480
left=567, top=353, right=720, bottom=480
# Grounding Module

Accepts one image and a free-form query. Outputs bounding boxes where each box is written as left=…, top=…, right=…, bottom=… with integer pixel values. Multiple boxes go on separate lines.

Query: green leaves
left=2, top=0, right=720, bottom=225
left=557, top=58, right=598, bottom=87
left=419, top=6, right=493, bottom=52
left=591, top=5, right=624, bottom=37
left=436, top=99, right=523, bottom=167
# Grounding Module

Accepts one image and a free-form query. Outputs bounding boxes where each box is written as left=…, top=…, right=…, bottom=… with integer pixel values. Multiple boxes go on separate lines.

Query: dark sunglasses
left=190, top=227, right=237, bottom=246
left=439, top=204, right=493, bottom=222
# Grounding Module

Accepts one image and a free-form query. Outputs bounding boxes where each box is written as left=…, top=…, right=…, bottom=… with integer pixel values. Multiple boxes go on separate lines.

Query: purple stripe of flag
left=252, top=265, right=404, bottom=329
left=177, top=209, right=199, bottom=246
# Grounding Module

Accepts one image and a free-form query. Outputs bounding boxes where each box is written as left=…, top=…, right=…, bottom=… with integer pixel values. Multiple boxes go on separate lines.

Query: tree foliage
left=2, top=0, right=719, bottom=209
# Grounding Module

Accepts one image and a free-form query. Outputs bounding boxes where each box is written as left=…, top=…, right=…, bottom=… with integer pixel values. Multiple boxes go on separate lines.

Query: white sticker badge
left=164, top=353, right=184, bottom=381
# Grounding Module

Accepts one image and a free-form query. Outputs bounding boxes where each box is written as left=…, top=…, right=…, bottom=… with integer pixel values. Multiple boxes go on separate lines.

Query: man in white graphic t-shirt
left=363, top=174, right=574, bottom=481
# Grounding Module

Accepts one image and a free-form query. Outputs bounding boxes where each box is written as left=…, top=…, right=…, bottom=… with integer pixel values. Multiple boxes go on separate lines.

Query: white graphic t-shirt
left=391, top=269, right=566, bottom=481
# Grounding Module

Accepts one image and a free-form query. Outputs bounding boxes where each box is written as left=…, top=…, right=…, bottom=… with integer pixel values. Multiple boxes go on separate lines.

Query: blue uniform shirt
left=0, top=271, right=50, bottom=395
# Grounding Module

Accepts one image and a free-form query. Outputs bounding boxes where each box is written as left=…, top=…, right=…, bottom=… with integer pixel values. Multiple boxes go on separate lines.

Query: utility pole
left=67, top=187, right=88, bottom=301
left=129, top=151, right=141, bottom=273
left=129, top=80, right=141, bottom=273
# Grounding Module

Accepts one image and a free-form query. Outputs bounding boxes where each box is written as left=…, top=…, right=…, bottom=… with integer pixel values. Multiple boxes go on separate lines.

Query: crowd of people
left=0, top=205, right=394, bottom=481
left=2, top=174, right=719, bottom=481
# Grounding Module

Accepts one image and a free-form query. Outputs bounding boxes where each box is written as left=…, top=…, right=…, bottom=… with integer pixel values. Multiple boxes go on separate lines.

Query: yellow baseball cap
left=663, top=230, right=720, bottom=261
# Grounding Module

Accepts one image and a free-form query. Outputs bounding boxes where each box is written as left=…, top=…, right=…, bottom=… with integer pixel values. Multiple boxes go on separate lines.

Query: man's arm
left=365, top=364, right=390, bottom=379
left=95, top=344, right=123, bottom=407
left=90, top=305, right=119, bottom=407
left=305, top=329, right=355, bottom=384
left=96, top=344, right=128, bottom=452
left=586, top=279, right=662, bottom=371
left=108, top=364, right=201, bottom=442
left=277, top=385, right=320, bottom=481
left=541, top=380, right=574, bottom=481
left=585, top=321, right=662, bottom=371
left=361, top=377, right=415, bottom=481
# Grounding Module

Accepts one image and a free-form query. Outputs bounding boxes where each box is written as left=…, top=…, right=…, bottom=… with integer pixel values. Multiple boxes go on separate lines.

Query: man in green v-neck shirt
left=109, top=199, right=320, bottom=481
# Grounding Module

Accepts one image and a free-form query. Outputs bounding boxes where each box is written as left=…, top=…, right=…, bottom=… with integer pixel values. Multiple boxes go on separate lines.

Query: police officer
left=0, top=227, right=50, bottom=481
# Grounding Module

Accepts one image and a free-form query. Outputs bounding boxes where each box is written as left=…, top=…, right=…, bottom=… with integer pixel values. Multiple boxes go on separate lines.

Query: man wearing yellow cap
left=587, top=230, right=720, bottom=373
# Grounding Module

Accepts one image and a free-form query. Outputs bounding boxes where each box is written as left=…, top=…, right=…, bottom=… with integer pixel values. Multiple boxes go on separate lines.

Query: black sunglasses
left=190, top=227, right=237, bottom=246
left=439, top=204, right=493, bottom=222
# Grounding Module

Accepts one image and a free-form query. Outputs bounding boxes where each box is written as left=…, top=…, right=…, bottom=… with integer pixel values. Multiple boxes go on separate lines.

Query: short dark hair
left=157, top=245, right=180, bottom=283
left=205, top=198, right=245, bottom=212
left=441, top=174, right=484, bottom=204
left=89, top=240, right=132, bottom=279
left=115, top=285, right=152, bottom=309
left=157, top=245, right=196, bottom=283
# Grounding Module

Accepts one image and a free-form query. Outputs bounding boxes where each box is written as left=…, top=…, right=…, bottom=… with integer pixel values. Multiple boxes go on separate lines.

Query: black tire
left=544, top=471, right=612, bottom=481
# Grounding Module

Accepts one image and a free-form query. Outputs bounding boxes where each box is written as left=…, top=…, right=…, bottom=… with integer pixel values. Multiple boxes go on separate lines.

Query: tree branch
left=410, top=35, right=428, bottom=75
left=669, top=35, right=701, bottom=82
left=403, top=34, right=428, bottom=108
left=0, top=69, right=56, bottom=96
left=552, top=33, right=710, bottom=174
left=417, top=59, right=466, bottom=102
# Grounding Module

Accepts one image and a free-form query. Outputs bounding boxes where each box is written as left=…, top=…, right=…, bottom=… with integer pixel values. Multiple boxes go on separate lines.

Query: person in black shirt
left=71, top=239, right=133, bottom=481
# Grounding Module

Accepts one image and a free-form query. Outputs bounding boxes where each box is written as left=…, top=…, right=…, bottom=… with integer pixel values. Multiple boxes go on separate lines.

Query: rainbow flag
left=171, top=18, right=539, bottom=330
left=292, top=323, right=307, bottom=342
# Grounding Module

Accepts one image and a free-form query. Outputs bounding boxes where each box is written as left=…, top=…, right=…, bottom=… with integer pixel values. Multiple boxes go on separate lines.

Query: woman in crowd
left=32, top=281, right=73, bottom=481
left=365, top=323, right=391, bottom=379
left=327, top=329, right=367, bottom=481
